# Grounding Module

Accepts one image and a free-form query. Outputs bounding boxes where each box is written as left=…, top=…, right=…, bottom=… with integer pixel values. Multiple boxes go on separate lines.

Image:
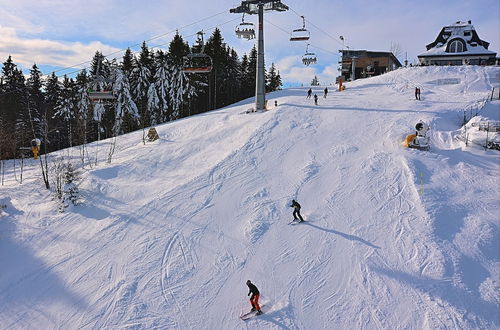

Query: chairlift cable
left=264, top=18, right=338, bottom=55
left=287, top=6, right=345, bottom=48
left=0, top=14, right=239, bottom=98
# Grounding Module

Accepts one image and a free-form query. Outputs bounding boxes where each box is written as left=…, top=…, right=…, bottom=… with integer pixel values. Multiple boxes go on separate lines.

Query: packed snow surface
left=1, top=66, right=499, bottom=329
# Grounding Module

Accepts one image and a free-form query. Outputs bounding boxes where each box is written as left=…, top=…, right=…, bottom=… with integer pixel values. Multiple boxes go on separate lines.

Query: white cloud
left=0, top=0, right=498, bottom=81
left=0, top=26, right=121, bottom=72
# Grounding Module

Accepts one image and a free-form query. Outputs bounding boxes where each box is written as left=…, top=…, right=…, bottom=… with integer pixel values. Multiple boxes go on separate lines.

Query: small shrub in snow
left=50, top=160, right=82, bottom=211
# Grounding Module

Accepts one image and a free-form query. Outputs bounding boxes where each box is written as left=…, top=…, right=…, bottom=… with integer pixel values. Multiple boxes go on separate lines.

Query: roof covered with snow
left=418, top=21, right=497, bottom=58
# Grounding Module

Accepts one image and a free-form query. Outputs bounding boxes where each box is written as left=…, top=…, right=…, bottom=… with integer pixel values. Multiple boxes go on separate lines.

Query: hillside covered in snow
left=1, top=66, right=499, bottom=329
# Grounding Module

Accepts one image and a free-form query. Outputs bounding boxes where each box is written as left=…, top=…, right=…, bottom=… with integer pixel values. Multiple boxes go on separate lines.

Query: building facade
left=418, top=20, right=497, bottom=66
left=339, top=50, right=401, bottom=81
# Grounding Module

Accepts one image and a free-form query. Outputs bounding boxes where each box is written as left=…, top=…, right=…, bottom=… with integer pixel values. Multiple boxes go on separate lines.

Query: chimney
left=468, top=20, right=471, bottom=24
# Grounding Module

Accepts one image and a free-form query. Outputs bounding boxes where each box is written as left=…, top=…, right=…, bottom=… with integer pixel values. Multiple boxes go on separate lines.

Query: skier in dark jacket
left=290, top=199, right=304, bottom=222
left=324, top=87, right=328, bottom=98
left=246, top=280, right=262, bottom=314
left=314, top=94, right=318, bottom=105
left=307, top=88, right=312, bottom=99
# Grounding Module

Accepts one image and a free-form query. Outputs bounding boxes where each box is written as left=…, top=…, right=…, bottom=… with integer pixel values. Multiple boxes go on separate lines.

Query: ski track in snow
left=1, top=66, right=499, bottom=329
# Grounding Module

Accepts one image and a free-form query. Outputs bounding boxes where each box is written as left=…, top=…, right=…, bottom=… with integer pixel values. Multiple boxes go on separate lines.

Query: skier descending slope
left=246, top=280, right=262, bottom=315
left=290, top=199, right=305, bottom=222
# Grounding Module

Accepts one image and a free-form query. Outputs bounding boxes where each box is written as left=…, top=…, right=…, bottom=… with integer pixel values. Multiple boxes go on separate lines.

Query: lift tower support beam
left=230, top=1, right=288, bottom=111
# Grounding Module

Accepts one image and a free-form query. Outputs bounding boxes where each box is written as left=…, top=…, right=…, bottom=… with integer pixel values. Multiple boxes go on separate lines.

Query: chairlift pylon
left=302, top=44, right=317, bottom=66
left=290, top=15, right=310, bottom=41
left=235, top=14, right=255, bottom=40
left=182, top=31, right=213, bottom=74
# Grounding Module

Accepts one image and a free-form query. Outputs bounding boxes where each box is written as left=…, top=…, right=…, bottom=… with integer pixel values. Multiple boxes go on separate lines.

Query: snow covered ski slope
left=1, top=66, right=499, bottom=329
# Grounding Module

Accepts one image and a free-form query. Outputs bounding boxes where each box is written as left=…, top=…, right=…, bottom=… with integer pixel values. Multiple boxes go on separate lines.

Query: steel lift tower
left=230, top=1, right=288, bottom=111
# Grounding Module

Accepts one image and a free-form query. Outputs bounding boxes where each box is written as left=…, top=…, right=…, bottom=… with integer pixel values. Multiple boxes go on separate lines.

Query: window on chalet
left=448, top=40, right=464, bottom=53
left=463, top=31, right=471, bottom=36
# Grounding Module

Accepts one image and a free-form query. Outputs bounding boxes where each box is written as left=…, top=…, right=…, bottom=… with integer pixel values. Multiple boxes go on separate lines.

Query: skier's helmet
left=246, top=280, right=251, bottom=285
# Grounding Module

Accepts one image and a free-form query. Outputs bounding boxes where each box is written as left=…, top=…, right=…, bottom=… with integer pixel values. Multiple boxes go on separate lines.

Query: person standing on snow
left=246, top=280, right=262, bottom=315
left=314, top=94, right=318, bottom=105
left=290, top=199, right=304, bottom=222
left=307, top=88, right=312, bottom=99
left=324, top=87, right=328, bottom=98
left=415, top=87, right=421, bottom=100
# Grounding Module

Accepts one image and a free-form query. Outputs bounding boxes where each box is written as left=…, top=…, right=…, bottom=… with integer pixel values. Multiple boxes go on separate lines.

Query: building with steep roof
left=418, top=20, right=497, bottom=66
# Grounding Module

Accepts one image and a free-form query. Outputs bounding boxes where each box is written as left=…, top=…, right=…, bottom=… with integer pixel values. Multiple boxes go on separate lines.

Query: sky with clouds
left=1, top=0, right=499, bottom=86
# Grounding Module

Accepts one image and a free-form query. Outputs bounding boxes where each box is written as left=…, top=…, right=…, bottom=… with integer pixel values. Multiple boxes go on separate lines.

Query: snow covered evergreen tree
left=112, top=65, right=139, bottom=135
left=153, top=50, right=172, bottom=123
left=54, top=75, right=76, bottom=148
left=131, top=42, right=153, bottom=127
left=44, top=72, right=62, bottom=152
left=26, top=64, right=45, bottom=139
left=0, top=56, right=27, bottom=157
left=167, top=33, right=195, bottom=120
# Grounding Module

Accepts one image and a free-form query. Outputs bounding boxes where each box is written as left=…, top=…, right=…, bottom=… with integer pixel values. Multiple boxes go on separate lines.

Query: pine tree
left=168, top=32, right=190, bottom=66
left=74, top=70, right=92, bottom=158
left=112, top=66, right=139, bottom=135
left=205, top=28, right=226, bottom=109
left=13, top=67, right=30, bottom=150
left=226, top=48, right=242, bottom=105
left=239, top=54, right=252, bottom=100
left=242, top=47, right=258, bottom=99
left=44, top=73, right=62, bottom=151
left=266, top=63, right=282, bottom=92
left=167, top=34, right=196, bottom=120
left=1, top=56, right=27, bottom=157
left=153, top=50, right=172, bottom=122
left=131, top=42, right=153, bottom=128
left=54, top=75, right=76, bottom=148
left=26, top=64, right=45, bottom=139
left=121, top=48, right=135, bottom=77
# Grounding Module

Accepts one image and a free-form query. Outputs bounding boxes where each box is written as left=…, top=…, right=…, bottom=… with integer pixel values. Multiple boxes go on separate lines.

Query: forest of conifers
left=0, top=28, right=282, bottom=160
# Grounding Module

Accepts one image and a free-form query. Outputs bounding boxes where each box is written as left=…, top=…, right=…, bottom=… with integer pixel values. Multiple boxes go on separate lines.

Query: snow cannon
left=31, top=138, right=41, bottom=159
left=404, top=121, right=430, bottom=151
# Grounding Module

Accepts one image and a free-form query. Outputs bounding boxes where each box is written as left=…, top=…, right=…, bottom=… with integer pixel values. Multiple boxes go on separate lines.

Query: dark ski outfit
left=314, top=94, right=318, bottom=105
left=415, top=87, right=421, bottom=100
left=324, top=87, right=328, bottom=98
left=307, top=88, right=312, bottom=99
left=291, top=200, right=304, bottom=221
left=246, top=280, right=262, bottom=314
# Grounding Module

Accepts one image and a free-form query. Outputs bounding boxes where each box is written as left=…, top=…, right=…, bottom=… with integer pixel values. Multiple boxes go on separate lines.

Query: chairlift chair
left=88, top=90, right=115, bottom=102
left=290, top=15, right=310, bottom=41
left=235, top=14, right=255, bottom=40
left=302, top=44, right=317, bottom=66
left=88, top=55, right=115, bottom=102
left=182, top=31, right=213, bottom=74
left=182, top=53, right=213, bottom=73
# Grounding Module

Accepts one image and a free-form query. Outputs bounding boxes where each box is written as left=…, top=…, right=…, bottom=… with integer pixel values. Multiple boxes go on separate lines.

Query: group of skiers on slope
left=306, top=88, right=328, bottom=105
left=307, top=86, right=422, bottom=102
left=244, top=200, right=305, bottom=316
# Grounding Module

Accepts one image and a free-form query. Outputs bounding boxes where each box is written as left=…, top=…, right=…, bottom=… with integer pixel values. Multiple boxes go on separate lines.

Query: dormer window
left=448, top=40, right=465, bottom=53
left=464, top=31, right=471, bottom=36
